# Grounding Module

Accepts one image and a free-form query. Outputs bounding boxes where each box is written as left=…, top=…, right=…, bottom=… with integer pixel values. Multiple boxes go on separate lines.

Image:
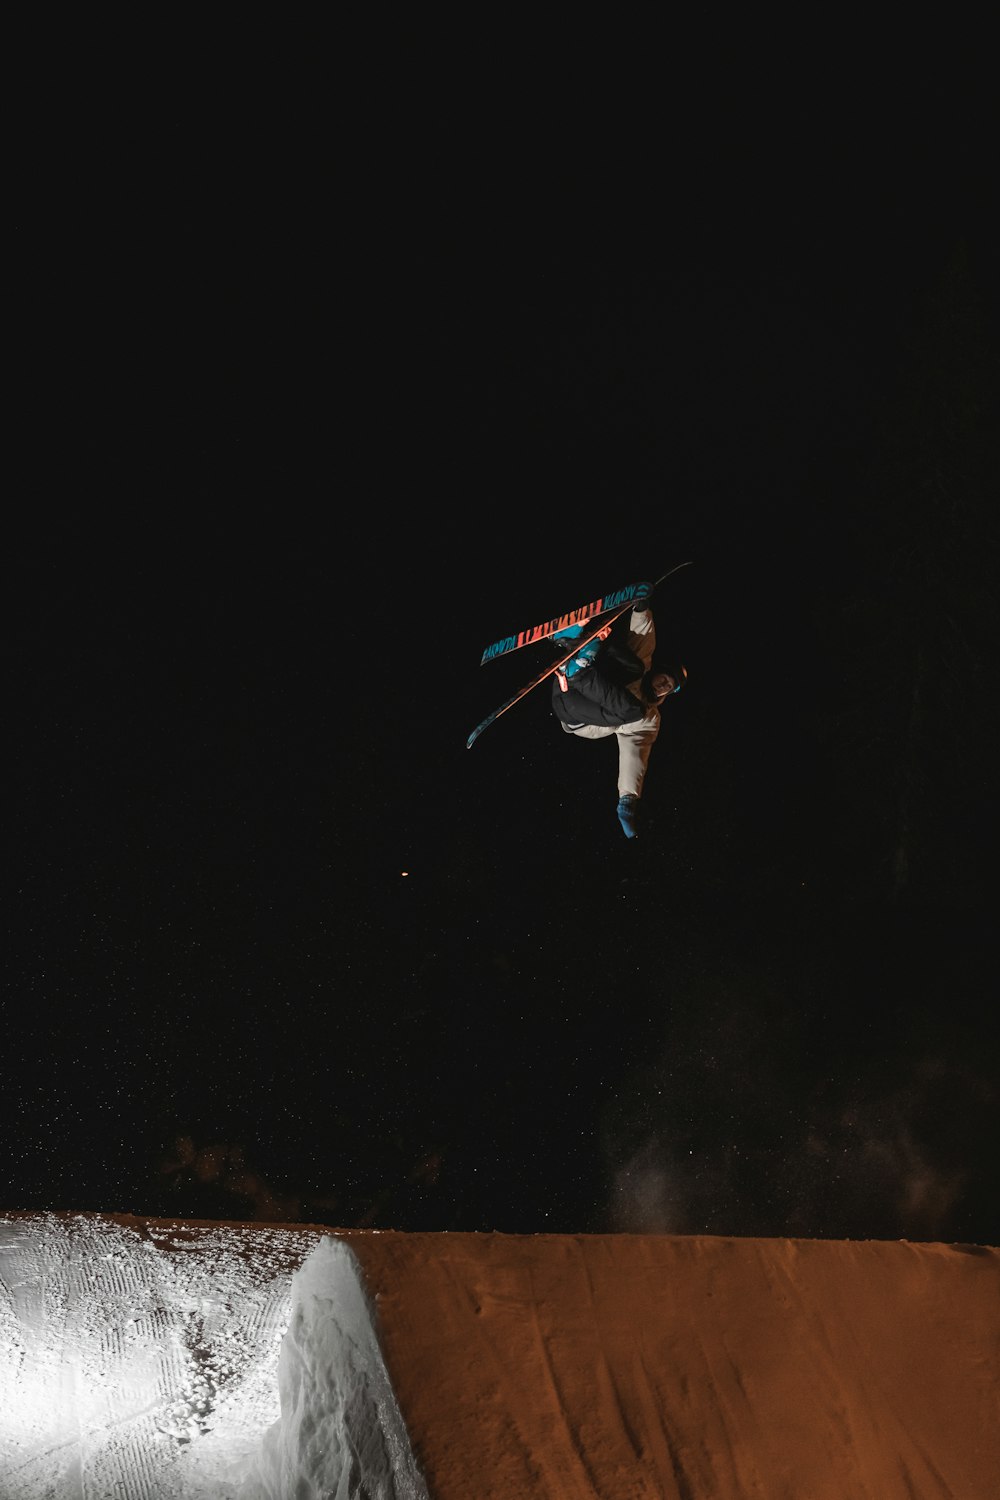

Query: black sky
left=7, top=66, right=999, bottom=1244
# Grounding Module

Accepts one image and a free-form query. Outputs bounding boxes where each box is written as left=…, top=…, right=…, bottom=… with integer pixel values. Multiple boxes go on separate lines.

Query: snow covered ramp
left=341, top=1229, right=1000, bottom=1500
left=1, top=1214, right=998, bottom=1499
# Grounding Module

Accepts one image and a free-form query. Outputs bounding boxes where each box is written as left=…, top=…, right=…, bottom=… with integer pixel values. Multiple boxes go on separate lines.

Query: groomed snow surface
left=2, top=1213, right=999, bottom=1499
left=0, top=1214, right=427, bottom=1499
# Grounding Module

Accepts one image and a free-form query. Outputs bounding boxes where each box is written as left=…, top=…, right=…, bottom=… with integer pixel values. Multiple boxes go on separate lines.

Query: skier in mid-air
left=549, top=596, right=683, bottom=839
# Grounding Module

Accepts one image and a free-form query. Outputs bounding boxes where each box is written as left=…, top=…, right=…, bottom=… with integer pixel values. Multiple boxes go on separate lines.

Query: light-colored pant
left=562, top=608, right=660, bottom=799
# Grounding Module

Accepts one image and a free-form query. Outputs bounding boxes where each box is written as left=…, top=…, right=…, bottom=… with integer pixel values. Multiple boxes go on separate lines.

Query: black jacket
left=550, top=633, right=652, bottom=729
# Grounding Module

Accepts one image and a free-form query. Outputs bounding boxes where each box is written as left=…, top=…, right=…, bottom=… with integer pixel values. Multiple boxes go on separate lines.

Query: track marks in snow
left=0, top=1214, right=320, bottom=1499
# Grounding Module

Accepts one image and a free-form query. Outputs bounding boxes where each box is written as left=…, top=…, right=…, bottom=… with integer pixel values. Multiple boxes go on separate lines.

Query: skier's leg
left=624, top=605, right=656, bottom=675
left=564, top=723, right=615, bottom=741
left=615, top=708, right=660, bottom=798
left=612, top=607, right=660, bottom=829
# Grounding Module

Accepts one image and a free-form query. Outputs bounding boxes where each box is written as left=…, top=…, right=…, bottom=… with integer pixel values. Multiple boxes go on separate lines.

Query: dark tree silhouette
left=814, top=241, right=1000, bottom=907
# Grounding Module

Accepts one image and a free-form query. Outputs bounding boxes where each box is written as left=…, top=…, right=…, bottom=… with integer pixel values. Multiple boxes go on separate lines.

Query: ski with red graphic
left=478, top=580, right=654, bottom=665
left=467, top=562, right=692, bottom=749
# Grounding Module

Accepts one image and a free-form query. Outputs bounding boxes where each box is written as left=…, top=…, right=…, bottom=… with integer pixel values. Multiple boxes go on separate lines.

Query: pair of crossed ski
left=467, top=562, right=692, bottom=749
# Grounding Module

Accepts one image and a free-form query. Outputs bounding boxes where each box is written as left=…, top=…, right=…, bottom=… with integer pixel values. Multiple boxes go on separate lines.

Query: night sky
left=8, top=69, right=999, bottom=1245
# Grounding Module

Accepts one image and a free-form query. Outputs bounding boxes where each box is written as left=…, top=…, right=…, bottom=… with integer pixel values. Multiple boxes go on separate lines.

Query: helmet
left=652, top=665, right=687, bottom=698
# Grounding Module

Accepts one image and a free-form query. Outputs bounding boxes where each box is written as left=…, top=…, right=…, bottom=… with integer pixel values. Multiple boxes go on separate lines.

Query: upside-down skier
left=549, top=597, right=684, bottom=839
